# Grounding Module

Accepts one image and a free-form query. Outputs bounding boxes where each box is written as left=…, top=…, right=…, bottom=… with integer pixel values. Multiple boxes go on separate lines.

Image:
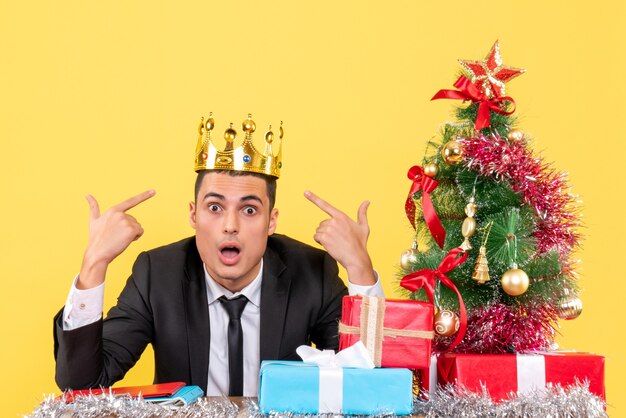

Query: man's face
left=189, top=172, right=278, bottom=292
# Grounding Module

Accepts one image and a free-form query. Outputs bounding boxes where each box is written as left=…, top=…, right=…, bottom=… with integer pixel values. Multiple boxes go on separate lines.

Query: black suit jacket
left=54, top=234, right=348, bottom=391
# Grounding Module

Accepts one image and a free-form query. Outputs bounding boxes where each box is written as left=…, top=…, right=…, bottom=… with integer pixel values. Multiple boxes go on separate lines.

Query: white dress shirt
left=203, top=261, right=263, bottom=396
left=63, top=259, right=385, bottom=395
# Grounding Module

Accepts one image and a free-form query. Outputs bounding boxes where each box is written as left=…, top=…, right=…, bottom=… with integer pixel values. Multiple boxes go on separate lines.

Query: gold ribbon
left=339, top=296, right=435, bottom=367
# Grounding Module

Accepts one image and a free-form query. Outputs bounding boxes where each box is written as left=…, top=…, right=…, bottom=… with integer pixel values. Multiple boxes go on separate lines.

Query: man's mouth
left=218, top=243, right=241, bottom=265
left=221, top=247, right=240, bottom=258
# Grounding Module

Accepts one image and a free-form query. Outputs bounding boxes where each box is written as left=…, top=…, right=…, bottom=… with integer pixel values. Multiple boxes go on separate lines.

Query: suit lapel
left=182, top=239, right=210, bottom=391
left=260, top=245, right=289, bottom=361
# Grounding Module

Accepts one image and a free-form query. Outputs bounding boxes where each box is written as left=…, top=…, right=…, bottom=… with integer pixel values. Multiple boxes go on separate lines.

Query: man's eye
left=208, top=204, right=221, bottom=212
left=243, top=206, right=257, bottom=215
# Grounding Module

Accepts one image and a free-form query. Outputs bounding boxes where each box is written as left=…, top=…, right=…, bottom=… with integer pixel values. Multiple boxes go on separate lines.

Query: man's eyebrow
left=202, top=192, right=225, bottom=201
left=241, top=195, right=264, bottom=205
left=202, top=193, right=263, bottom=205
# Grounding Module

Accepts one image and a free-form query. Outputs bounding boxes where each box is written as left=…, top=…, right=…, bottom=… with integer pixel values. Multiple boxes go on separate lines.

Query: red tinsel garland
left=436, top=302, right=557, bottom=353
left=461, top=134, right=581, bottom=257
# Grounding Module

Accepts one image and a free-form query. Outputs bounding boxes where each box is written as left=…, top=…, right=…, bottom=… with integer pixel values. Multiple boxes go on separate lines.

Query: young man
left=54, top=116, right=383, bottom=396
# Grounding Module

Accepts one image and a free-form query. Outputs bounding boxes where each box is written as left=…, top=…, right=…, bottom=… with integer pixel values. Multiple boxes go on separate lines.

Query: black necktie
left=218, top=295, right=249, bottom=396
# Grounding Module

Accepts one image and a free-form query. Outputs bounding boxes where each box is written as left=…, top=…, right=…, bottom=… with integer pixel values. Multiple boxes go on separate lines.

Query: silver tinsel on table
left=418, top=383, right=607, bottom=417
left=27, top=382, right=606, bottom=418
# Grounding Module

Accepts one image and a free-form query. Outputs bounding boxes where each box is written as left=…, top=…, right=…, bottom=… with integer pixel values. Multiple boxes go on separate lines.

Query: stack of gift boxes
left=258, top=295, right=431, bottom=415
left=259, top=294, right=605, bottom=415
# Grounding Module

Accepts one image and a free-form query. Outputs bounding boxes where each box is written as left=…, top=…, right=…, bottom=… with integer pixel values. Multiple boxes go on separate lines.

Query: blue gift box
left=258, top=361, right=413, bottom=415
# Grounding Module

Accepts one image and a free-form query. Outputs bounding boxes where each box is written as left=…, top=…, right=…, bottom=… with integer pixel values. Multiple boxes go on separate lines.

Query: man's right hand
left=77, top=190, right=156, bottom=289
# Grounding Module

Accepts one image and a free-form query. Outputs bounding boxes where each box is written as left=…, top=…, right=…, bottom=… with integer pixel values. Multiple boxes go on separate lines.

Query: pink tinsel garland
left=436, top=302, right=558, bottom=353
left=461, top=134, right=581, bottom=257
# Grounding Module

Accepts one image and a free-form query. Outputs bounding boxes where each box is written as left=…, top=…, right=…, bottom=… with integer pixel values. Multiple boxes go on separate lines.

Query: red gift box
left=339, top=295, right=434, bottom=369
left=434, top=352, right=605, bottom=402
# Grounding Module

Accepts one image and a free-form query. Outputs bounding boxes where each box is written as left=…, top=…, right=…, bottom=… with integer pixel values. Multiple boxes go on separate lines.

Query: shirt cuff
left=62, top=274, right=104, bottom=330
left=347, top=270, right=385, bottom=297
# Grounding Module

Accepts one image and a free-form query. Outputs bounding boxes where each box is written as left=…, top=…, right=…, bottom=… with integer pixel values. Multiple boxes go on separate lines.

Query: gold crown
left=194, top=113, right=283, bottom=178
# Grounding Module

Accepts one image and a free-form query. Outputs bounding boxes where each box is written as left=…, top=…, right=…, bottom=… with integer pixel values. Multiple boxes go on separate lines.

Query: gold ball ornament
left=224, top=124, right=237, bottom=142
left=198, top=118, right=205, bottom=135
left=400, top=248, right=419, bottom=270
left=501, top=268, right=529, bottom=296
left=423, top=162, right=440, bottom=177
left=556, top=294, right=583, bottom=320
left=507, top=129, right=525, bottom=142
left=242, top=114, right=256, bottom=133
left=205, top=113, right=215, bottom=131
left=434, top=309, right=460, bottom=337
left=198, top=113, right=215, bottom=135
left=441, top=140, right=464, bottom=165
left=265, top=127, right=274, bottom=144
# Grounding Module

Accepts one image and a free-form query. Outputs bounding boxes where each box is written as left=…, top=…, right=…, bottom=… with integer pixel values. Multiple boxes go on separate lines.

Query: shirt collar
left=203, top=260, right=263, bottom=308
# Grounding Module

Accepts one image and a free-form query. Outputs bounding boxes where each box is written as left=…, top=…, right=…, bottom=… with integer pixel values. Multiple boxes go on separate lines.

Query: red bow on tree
left=400, top=247, right=468, bottom=351
left=431, top=75, right=516, bottom=130
left=405, top=165, right=446, bottom=249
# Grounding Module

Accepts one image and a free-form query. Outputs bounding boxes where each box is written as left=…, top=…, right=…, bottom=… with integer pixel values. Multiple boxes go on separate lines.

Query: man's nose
left=223, top=210, right=239, bottom=234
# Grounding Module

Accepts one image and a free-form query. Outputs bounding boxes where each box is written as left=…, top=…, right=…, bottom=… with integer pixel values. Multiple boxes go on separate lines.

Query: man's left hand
left=304, top=191, right=376, bottom=286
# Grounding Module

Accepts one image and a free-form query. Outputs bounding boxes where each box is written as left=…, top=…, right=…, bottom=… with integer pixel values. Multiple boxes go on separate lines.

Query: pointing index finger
left=114, top=189, right=156, bottom=212
left=304, top=191, right=342, bottom=218
left=85, top=194, right=101, bottom=221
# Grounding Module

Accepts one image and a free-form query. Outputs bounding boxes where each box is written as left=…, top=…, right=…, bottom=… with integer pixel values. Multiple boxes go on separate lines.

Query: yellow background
left=1, top=1, right=624, bottom=416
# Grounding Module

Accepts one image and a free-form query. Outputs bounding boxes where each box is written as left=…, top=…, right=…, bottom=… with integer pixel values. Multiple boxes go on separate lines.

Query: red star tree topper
left=459, top=40, right=525, bottom=98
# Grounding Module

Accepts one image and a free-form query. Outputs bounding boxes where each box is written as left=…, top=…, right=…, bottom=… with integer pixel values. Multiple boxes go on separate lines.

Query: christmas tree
left=400, top=41, right=583, bottom=354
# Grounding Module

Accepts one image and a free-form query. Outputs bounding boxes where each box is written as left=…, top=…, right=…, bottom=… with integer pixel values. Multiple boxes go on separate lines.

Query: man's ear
left=268, top=208, right=279, bottom=235
left=189, top=201, right=197, bottom=229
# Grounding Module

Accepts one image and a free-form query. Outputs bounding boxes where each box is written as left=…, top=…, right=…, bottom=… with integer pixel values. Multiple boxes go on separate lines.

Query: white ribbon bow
left=295, top=341, right=375, bottom=414
left=296, top=341, right=375, bottom=369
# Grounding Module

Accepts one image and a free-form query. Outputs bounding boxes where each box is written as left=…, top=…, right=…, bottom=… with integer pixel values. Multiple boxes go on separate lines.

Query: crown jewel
left=194, top=113, right=283, bottom=178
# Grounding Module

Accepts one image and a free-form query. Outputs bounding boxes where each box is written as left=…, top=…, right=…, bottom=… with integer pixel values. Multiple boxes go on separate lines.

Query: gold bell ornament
left=472, top=221, right=492, bottom=284
left=434, top=308, right=460, bottom=337
left=472, top=246, right=491, bottom=284
left=501, top=263, right=529, bottom=296
left=441, top=139, right=464, bottom=165
left=556, top=290, right=583, bottom=320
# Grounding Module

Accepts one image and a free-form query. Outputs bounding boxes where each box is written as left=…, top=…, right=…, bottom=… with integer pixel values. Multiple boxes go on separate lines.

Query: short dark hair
left=194, top=170, right=277, bottom=210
